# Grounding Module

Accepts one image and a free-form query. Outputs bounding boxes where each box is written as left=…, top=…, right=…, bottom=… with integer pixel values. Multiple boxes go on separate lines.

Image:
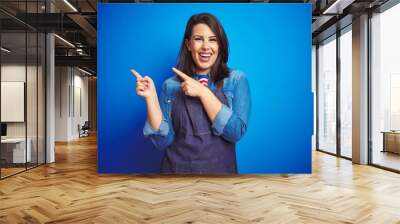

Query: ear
left=185, top=39, right=191, bottom=52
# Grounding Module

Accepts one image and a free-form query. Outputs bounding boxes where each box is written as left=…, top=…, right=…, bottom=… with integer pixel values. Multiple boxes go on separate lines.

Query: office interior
left=0, top=0, right=97, bottom=178
left=0, top=0, right=400, bottom=222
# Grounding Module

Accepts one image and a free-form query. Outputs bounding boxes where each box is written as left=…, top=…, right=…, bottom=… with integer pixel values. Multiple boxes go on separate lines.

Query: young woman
left=132, top=13, right=251, bottom=174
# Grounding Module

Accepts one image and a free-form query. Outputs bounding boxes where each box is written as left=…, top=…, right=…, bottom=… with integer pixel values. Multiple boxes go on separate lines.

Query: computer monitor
left=1, top=123, right=7, bottom=137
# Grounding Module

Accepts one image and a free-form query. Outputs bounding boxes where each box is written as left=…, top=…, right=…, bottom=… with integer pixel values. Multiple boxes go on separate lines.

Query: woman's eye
left=194, top=37, right=203, bottom=41
left=209, top=38, right=217, bottom=42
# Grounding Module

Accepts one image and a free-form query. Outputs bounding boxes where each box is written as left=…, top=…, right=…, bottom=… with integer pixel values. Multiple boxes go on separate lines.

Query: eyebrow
left=192, top=35, right=217, bottom=39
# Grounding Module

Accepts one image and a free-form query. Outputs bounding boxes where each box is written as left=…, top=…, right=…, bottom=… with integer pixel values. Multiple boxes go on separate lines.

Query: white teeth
left=199, top=53, right=211, bottom=57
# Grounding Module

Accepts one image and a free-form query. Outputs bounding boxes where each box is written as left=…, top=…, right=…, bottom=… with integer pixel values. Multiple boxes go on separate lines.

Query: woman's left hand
left=172, top=67, right=207, bottom=98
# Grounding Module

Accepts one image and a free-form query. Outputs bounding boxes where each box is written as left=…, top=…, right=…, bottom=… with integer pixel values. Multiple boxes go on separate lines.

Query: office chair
left=79, top=121, right=90, bottom=138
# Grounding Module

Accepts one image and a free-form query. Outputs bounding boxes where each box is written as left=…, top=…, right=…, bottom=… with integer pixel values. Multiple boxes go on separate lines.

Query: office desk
left=382, top=131, right=400, bottom=154
left=1, top=138, right=31, bottom=163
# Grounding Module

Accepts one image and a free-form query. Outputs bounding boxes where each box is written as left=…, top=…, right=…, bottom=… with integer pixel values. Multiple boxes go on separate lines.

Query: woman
left=132, top=13, right=251, bottom=174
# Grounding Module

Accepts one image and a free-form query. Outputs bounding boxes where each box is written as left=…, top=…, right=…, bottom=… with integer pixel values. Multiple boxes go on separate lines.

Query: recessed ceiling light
left=322, top=0, right=354, bottom=15
left=63, top=0, right=78, bottom=12
left=1, top=47, right=11, bottom=53
left=54, top=34, right=75, bottom=48
left=78, top=67, right=93, bottom=76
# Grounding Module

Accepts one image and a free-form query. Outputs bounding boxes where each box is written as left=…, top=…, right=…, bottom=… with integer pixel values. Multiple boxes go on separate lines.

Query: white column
left=352, top=14, right=369, bottom=164
left=46, top=1, right=55, bottom=163
left=46, top=33, right=55, bottom=163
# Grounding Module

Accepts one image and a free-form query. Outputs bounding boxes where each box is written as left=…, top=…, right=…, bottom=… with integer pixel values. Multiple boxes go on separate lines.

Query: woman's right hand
left=131, top=69, right=157, bottom=100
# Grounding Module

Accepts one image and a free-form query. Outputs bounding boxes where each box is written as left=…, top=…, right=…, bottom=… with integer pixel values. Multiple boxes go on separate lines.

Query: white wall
left=55, top=67, right=89, bottom=141
left=72, top=73, right=89, bottom=138
left=55, top=66, right=69, bottom=141
left=1, top=65, right=40, bottom=138
left=1, top=65, right=25, bottom=131
left=1, top=63, right=46, bottom=164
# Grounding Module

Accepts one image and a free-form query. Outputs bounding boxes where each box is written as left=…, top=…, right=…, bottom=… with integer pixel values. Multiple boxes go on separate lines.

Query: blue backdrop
left=98, top=3, right=313, bottom=174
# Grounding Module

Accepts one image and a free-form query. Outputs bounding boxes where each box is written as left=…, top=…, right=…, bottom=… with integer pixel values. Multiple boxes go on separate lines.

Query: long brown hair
left=176, top=13, right=230, bottom=84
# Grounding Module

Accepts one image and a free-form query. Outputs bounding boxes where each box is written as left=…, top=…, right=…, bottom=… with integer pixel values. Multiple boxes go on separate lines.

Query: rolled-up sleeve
left=143, top=119, right=169, bottom=136
left=211, top=73, right=251, bottom=143
left=142, top=81, right=175, bottom=150
left=211, top=104, right=233, bottom=135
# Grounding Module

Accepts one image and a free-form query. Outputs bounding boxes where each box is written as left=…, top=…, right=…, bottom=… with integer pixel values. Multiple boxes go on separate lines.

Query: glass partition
left=1, top=30, right=28, bottom=177
left=0, top=1, right=46, bottom=179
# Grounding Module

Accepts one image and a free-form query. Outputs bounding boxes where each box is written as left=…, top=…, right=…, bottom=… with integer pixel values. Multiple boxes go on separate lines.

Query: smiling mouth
left=199, top=52, right=212, bottom=62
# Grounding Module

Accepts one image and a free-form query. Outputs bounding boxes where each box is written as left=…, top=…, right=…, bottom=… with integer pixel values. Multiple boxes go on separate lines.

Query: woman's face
left=186, top=23, right=219, bottom=75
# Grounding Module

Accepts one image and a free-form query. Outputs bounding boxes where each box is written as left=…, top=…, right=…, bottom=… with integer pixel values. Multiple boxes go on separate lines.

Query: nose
left=201, top=40, right=210, bottom=50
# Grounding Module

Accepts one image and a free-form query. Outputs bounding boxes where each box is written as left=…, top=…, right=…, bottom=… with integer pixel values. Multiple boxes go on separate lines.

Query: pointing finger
left=130, top=69, right=143, bottom=80
left=172, top=67, right=191, bottom=81
left=143, top=76, right=152, bottom=83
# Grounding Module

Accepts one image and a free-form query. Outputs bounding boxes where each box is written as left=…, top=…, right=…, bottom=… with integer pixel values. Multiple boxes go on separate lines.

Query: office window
left=318, top=35, right=337, bottom=154
left=339, top=27, right=352, bottom=158
left=371, top=2, right=400, bottom=171
left=312, top=45, right=317, bottom=150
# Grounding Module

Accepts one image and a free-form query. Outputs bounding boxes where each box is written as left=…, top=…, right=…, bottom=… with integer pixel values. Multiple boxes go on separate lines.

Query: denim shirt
left=143, top=70, right=251, bottom=150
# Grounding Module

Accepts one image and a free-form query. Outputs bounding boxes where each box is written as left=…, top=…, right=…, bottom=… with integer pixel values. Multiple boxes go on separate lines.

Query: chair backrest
left=82, top=121, right=90, bottom=129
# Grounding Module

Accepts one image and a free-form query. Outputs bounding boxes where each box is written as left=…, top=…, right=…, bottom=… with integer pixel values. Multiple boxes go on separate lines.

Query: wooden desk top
left=381, top=131, right=400, bottom=134
left=1, top=138, right=29, bottom=143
